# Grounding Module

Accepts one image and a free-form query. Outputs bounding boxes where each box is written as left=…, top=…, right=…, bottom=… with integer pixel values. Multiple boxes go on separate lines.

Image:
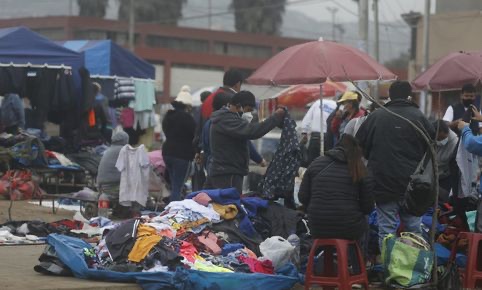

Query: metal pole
left=208, top=0, right=212, bottom=29
left=128, top=0, right=135, bottom=52
left=373, top=0, right=379, bottom=62
left=421, top=0, right=431, bottom=115
left=327, top=7, right=338, bottom=41
left=358, top=0, right=369, bottom=53
left=319, top=84, right=324, bottom=156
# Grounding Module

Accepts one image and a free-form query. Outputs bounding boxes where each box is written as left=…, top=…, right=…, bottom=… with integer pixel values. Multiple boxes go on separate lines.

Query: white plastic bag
left=259, top=236, right=295, bottom=270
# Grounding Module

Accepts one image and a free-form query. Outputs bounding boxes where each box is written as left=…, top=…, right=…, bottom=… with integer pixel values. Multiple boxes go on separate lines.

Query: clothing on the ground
left=356, top=99, right=435, bottom=203
left=97, top=131, right=129, bottom=186
left=212, top=203, right=238, bottom=220
left=258, top=114, right=301, bottom=199
left=299, top=147, right=375, bottom=240
left=376, top=200, right=422, bottom=250
left=163, top=155, right=190, bottom=202
left=105, top=219, right=140, bottom=262
left=209, top=107, right=282, bottom=177
left=128, top=224, right=162, bottom=263
left=1, top=93, right=25, bottom=129
left=115, top=144, right=150, bottom=207
left=162, top=108, right=196, bottom=161
left=301, top=99, right=337, bottom=134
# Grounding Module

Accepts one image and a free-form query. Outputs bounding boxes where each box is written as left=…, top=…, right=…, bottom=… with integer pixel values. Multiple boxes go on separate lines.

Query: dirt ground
left=0, top=199, right=76, bottom=224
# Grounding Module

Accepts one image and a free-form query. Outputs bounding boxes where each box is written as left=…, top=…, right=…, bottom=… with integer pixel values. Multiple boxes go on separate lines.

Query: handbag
left=382, top=232, right=433, bottom=287
left=403, top=152, right=435, bottom=217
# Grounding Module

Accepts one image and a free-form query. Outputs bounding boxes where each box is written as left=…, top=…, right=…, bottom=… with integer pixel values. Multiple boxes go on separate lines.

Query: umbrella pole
left=319, top=84, right=324, bottom=156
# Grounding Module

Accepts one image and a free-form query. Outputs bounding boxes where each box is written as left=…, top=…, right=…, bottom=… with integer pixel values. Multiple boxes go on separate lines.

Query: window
left=73, top=29, right=107, bottom=40
left=213, top=42, right=272, bottom=59
left=33, top=28, right=65, bottom=40
left=146, top=35, right=209, bottom=53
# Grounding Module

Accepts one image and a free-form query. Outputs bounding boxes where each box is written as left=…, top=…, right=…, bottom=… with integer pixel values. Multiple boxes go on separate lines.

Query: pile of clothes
left=80, top=188, right=307, bottom=275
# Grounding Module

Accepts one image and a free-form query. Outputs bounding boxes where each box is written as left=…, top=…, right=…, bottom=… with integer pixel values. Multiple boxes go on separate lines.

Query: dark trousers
left=204, top=174, right=244, bottom=194
left=164, top=156, right=191, bottom=202
left=307, top=133, right=321, bottom=166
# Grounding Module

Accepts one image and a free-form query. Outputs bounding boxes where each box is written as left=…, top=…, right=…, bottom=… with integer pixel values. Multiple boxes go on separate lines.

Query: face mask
left=242, top=112, right=253, bottom=123
left=462, top=99, right=474, bottom=108
left=338, top=105, right=345, bottom=111
left=437, top=138, right=448, bottom=146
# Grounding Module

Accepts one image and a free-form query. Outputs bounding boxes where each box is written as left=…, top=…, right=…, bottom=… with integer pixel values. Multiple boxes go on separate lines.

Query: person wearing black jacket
left=206, top=91, right=285, bottom=193
left=299, top=134, right=374, bottom=240
left=356, top=81, right=435, bottom=248
left=162, top=88, right=196, bottom=202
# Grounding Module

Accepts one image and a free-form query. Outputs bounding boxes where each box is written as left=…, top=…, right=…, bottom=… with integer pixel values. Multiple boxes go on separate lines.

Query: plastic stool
left=450, top=232, right=482, bottom=289
left=305, top=239, right=369, bottom=290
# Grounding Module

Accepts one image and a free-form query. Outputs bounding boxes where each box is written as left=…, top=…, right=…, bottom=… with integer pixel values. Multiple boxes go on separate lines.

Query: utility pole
left=358, top=0, right=369, bottom=53
left=128, top=0, right=135, bottom=52
left=421, top=0, right=431, bottom=115
left=327, top=7, right=338, bottom=41
left=208, top=0, right=212, bottom=29
left=373, top=0, right=379, bottom=62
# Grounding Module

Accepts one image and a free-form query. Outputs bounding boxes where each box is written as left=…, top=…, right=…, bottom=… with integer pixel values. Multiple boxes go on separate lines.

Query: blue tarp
left=47, top=234, right=300, bottom=290
left=58, top=40, right=155, bottom=79
left=0, top=27, right=82, bottom=70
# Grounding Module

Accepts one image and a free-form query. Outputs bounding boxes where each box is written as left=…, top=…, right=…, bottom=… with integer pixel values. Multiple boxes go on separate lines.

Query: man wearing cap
left=301, top=97, right=337, bottom=165
left=331, top=91, right=365, bottom=141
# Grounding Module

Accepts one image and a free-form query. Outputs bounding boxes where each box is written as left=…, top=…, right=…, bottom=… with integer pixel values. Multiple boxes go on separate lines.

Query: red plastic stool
left=304, top=239, right=369, bottom=290
left=450, top=232, right=482, bottom=289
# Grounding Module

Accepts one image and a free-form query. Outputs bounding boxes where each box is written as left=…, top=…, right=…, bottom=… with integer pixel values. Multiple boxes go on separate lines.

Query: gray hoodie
left=1, top=93, right=25, bottom=128
left=97, top=131, right=129, bottom=186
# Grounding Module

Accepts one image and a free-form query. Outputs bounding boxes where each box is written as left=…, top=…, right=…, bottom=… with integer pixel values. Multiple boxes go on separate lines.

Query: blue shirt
left=461, top=125, right=482, bottom=156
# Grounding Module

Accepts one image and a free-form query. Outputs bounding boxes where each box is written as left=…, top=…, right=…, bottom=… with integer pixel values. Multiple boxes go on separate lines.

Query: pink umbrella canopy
left=412, top=51, right=482, bottom=91
left=246, top=39, right=396, bottom=85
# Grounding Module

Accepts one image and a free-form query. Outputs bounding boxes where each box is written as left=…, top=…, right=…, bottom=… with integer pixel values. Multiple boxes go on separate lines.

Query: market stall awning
left=0, top=27, right=82, bottom=69
left=57, top=40, right=155, bottom=79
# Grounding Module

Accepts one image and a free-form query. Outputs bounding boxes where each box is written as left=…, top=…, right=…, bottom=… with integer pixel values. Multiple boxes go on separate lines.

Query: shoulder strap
left=314, top=161, right=335, bottom=179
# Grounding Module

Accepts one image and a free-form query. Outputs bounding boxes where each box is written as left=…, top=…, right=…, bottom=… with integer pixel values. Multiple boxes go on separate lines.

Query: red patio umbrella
left=246, top=39, right=396, bottom=155
left=411, top=51, right=482, bottom=91
left=275, top=81, right=347, bottom=108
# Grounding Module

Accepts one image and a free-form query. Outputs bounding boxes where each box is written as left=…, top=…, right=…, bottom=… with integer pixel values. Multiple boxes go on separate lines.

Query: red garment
left=180, top=241, right=198, bottom=263
left=88, top=109, right=96, bottom=127
left=201, top=87, right=235, bottom=119
left=238, top=255, right=274, bottom=274
left=331, top=108, right=366, bottom=138
left=120, top=108, right=135, bottom=128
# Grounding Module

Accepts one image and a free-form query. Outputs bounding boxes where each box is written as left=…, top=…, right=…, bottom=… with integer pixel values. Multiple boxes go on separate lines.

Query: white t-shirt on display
left=115, top=144, right=150, bottom=207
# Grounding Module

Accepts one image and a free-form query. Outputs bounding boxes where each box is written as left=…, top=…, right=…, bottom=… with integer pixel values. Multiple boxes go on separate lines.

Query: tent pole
left=319, top=84, right=324, bottom=156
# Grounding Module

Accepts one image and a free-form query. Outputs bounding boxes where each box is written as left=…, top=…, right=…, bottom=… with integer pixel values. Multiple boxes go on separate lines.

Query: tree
left=231, top=0, right=286, bottom=35
left=384, top=52, right=410, bottom=70
left=77, top=0, right=109, bottom=18
left=118, top=0, right=186, bottom=24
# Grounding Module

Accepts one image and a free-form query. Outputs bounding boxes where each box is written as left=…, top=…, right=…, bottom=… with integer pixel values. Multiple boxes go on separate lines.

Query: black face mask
left=462, top=99, right=474, bottom=108
left=238, top=112, right=243, bottom=117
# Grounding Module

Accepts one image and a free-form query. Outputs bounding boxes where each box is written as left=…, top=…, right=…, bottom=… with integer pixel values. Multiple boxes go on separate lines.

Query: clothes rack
left=91, top=74, right=154, bottom=82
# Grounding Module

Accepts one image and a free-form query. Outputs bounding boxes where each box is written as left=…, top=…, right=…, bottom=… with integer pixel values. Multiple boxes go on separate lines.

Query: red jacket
left=201, top=87, right=236, bottom=119
left=331, top=108, right=366, bottom=138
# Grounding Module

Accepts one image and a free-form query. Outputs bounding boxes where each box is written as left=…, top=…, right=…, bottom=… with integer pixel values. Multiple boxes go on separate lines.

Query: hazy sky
left=288, top=0, right=433, bottom=24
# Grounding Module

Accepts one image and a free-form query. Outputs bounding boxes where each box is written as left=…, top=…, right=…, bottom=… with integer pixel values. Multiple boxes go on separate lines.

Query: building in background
left=0, top=16, right=307, bottom=101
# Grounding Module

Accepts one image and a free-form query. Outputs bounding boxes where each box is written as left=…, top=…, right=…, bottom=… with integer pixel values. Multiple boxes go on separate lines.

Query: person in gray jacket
left=433, top=120, right=458, bottom=202
left=205, top=91, right=285, bottom=193
left=1, top=93, right=25, bottom=134
left=97, top=131, right=129, bottom=193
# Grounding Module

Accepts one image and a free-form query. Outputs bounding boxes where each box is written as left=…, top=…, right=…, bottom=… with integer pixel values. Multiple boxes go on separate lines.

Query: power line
left=395, top=0, right=407, bottom=14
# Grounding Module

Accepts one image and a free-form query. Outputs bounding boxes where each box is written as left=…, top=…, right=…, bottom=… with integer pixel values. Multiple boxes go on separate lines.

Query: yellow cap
left=337, top=91, right=359, bottom=103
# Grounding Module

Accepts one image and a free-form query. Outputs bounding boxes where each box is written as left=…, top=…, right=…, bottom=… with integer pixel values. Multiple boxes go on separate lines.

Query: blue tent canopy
left=58, top=40, right=155, bottom=79
left=0, top=27, right=82, bottom=69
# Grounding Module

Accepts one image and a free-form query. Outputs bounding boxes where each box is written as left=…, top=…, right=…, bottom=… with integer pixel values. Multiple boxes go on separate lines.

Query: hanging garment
left=259, top=114, right=302, bottom=199
left=133, top=80, right=156, bottom=112
left=115, top=144, right=150, bottom=207
left=456, top=138, right=479, bottom=199
left=120, top=108, right=135, bottom=129
left=115, top=78, right=136, bottom=100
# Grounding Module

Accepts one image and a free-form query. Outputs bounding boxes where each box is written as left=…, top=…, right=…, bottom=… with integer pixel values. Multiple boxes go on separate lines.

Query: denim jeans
left=376, top=200, right=422, bottom=250
left=164, top=156, right=191, bottom=202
